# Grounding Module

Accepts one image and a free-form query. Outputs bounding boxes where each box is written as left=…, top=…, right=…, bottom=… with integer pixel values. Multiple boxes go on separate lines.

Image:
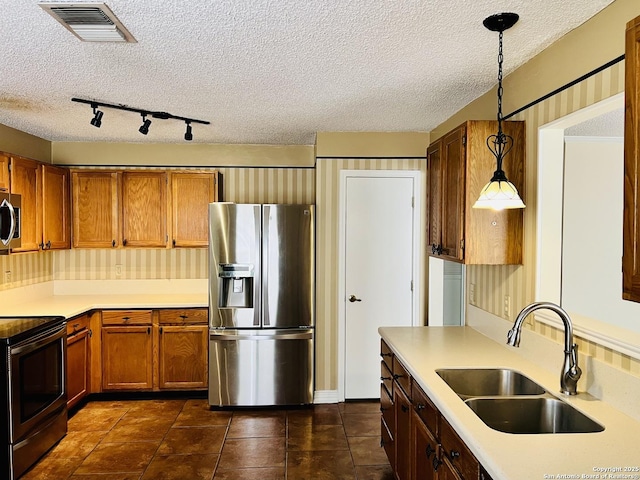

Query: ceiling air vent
left=39, top=3, right=136, bottom=43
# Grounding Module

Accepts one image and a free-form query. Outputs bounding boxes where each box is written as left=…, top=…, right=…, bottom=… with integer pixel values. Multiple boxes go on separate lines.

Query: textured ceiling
left=0, top=0, right=615, bottom=145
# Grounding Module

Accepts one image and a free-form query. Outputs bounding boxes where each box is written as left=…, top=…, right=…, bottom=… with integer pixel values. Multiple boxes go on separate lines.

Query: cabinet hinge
left=410, top=280, right=414, bottom=292
left=411, top=196, right=415, bottom=208
left=462, top=136, right=467, bottom=146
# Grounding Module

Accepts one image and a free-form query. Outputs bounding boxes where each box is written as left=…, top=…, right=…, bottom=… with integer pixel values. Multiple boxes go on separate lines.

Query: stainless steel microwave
left=0, top=192, right=21, bottom=252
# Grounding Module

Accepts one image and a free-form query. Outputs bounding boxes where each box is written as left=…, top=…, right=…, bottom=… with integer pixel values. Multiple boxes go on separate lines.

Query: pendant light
left=473, top=12, right=525, bottom=210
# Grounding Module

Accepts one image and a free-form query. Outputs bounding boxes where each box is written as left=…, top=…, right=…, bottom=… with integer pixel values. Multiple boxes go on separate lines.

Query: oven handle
left=10, top=322, right=66, bottom=355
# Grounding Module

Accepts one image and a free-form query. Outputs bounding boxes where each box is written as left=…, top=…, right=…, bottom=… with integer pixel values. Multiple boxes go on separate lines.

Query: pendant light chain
left=497, top=30, right=504, bottom=130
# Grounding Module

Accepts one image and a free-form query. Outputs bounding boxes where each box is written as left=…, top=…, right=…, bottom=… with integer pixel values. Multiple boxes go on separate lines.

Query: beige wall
left=0, top=124, right=51, bottom=162
left=52, top=142, right=315, bottom=167
left=316, top=132, right=429, bottom=158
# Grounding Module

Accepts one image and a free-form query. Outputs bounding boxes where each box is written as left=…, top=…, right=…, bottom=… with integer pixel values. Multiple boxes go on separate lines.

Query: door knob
left=348, top=295, right=362, bottom=303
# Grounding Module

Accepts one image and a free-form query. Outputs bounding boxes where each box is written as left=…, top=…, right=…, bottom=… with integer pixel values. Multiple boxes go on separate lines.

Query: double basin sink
left=435, top=368, right=604, bottom=434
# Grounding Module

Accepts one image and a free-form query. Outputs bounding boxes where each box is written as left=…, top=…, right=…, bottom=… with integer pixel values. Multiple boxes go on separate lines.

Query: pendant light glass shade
left=473, top=179, right=525, bottom=210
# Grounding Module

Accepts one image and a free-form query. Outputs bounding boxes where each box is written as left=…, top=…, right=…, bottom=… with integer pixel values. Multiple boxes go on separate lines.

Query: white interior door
left=341, top=172, right=419, bottom=399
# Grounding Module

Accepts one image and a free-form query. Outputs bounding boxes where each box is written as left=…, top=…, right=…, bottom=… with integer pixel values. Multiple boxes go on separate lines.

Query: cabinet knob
left=46, top=240, right=51, bottom=249
left=39, top=242, right=45, bottom=250
left=450, top=450, right=461, bottom=460
left=432, top=456, right=442, bottom=472
left=416, top=403, right=426, bottom=410
left=173, top=239, right=176, bottom=247
left=401, top=404, right=409, bottom=413
left=112, top=240, right=116, bottom=247
left=426, top=443, right=434, bottom=459
left=123, top=239, right=128, bottom=246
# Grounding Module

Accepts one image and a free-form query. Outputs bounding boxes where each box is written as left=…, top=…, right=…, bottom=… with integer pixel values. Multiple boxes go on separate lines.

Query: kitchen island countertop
left=379, top=326, right=640, bottom=480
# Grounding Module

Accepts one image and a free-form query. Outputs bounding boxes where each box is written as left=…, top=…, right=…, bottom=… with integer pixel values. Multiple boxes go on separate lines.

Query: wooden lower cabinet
left=66, top=314, right=91, bottom=408
left=102, top=325, right=153, bottom=390
left=380, top=339, right=490, bottom=480
left=158, top=325, right=208, bottom=389
left=99, top=308, right=208, bottom=392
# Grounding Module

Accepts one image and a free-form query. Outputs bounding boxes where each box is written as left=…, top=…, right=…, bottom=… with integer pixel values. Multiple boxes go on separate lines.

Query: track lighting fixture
left=139, top=114, right=151, bottom=135
left=72, top=97, right=210, bottom=141
left=90, top=104, right=103, bottom=128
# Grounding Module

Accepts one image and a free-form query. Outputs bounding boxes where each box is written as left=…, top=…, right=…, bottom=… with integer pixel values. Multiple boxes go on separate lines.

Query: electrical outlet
left=504, top=295, right=511, bottom=319
left=115, top=264, right=122, bottom=278
left=469, top=283, right=476, bottom=305
left=4, top=270, right=11, bottom=283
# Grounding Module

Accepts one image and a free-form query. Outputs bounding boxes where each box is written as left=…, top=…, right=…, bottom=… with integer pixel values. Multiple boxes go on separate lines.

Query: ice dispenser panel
left=218, top=264, right=254, bottom=308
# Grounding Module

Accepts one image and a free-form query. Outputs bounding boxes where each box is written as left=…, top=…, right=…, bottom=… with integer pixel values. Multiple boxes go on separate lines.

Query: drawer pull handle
left=416, top=403, right=426, bottom=410
left=426, top=444, right=434, bottom=459
left=122, top=317, right=130, bottom=321
left=450, top=450, right=461, bottom=460
left=73, top=323, right=80, bottom=329
left=380, top=376, right=392, bottom=381
left=180, top=315, right=188, bottom=319
left=147, top=327, right=151, bottom=335
left=380, top=352, right=392, bottom=358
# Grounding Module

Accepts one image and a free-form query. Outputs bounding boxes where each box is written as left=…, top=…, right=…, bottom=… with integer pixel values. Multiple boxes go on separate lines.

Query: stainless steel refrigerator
left=208, top=203, right=315, bottom=407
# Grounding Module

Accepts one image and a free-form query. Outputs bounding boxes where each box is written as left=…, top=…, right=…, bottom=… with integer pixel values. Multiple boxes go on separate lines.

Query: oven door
left=8, top=322, right=67, bottom=442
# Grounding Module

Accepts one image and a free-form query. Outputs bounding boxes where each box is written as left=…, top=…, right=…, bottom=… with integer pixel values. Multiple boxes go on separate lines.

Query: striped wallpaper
left=467, top=60, right=640, bottom=377
left=314, top=158, right=426, bottom=390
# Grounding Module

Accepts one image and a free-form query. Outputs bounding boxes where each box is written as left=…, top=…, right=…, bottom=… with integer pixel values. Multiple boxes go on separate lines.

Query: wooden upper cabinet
left=10, top=156, right=42, bottom=252
left=0, top=153, right=9, bottom=192
left=427, top=120, right=524, bottom=265
left=170, top=172, right=219, bottom=247
left=42, top=164, right=71, bottom=250
left=72, top=171, right=119, bottom=248
left=441, top=126, right=466, bottom=262
left=121, top=171, right=167, bottom=247
left=427, top=142, right=442, bottom=253
left=624, top=15, right=640, bottom=302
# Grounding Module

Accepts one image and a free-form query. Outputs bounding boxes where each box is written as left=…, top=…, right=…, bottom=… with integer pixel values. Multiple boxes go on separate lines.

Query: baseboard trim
left=313, top=390, right=339, bottom=404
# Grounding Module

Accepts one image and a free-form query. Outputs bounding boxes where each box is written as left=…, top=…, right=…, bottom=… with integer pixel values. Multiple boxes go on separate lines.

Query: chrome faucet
left=507, top=301, right=582, bottom=395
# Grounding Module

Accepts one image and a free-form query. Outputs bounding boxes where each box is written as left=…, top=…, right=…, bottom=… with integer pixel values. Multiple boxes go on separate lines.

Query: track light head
left=139, top=115, right=151, bottom=135
left=184, top=122, right=193, bottom=141
left=90, top=105, right=103, bottom=128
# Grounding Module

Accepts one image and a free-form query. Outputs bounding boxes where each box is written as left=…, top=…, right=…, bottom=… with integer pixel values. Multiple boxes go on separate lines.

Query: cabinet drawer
left=66, top=314, right=90, bottom=336
left=158, top=308, right=208, bottom=325
left=413, top=382, right=439, bottom=439
left=440, top=418, right=479, bottom=479
left=102, top=310, right=152, bottom=325
left=380, top=383, right=394, bottom=434
left=380, top=339, right=393, bottom=370
left=381, top=417, right=395, bottom=470
left=393, top=358, right=411, bottom=399
left=380, top=360, right=393, bottom=394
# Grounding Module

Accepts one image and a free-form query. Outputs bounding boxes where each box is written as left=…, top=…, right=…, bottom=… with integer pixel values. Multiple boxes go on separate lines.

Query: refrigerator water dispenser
left=218, top=264, right=254, bottom=308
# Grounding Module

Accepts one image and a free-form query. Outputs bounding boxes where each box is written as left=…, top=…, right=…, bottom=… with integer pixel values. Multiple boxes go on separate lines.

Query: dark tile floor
left=21, top=398, right=393, bottom=480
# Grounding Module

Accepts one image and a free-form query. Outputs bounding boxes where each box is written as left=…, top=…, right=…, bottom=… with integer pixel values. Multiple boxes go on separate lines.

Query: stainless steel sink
left=435, top=368, right=546, bottom=399
left=464, top=397, right=605, bottom=434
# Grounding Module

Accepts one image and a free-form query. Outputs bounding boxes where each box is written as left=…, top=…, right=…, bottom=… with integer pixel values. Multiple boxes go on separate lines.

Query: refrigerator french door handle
left=209, top=331, right=313, bottom=341
left=262, top=205, right=270, bottom=327
left=253, top=205, right=262, bottom=327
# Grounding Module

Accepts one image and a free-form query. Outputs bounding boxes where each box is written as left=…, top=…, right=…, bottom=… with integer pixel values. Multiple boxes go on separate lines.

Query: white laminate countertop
left=0, top=294, right=208, bottom=319
left=379, top=326, right=640, bottom=480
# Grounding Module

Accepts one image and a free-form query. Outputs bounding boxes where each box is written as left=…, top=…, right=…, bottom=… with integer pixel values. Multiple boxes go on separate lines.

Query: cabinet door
left=10, top=156, right=41, bottom=252
left=624, top=16, right=640, bottom=302
left=441, top=126, right=466, bottom=261
left=0, top=153, right=9, bottom=191
left=121, top=171, right=167, bottom=247
left=427, top=141, right=442, bottom=253
left=72, top=171, right=119, bottom=248
left=67, top=328, right=90, bottom=409
left=439, top=457, right=463, bottom=480
left=171, top=172, right=218, bottom=247
left=42, top=164, right=71, bottom=250
left=412, top=409, right=438, bottom=480
left=102, top=326, right=153, bottom=390
left=394, top=384, right=412, bottom=480
left=158, top=325, right=208, bottom=389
